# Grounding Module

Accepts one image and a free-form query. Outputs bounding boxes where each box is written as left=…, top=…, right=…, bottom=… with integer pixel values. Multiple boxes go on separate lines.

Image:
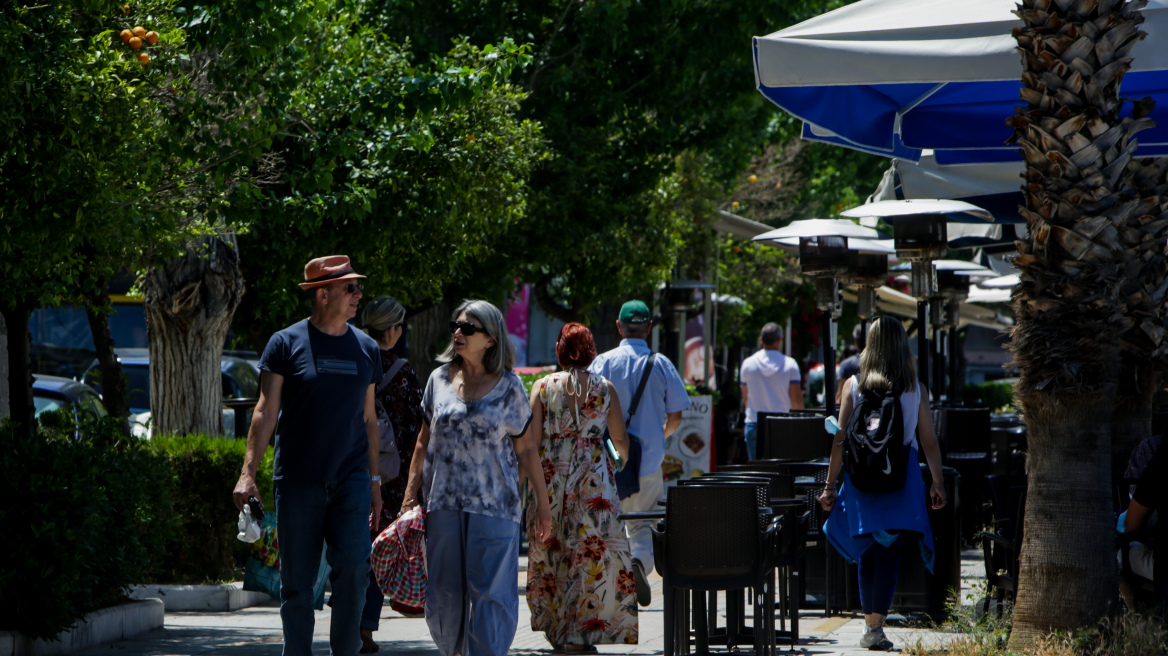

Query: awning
left=842, top=285, right=1012, bottom=331
left=753, top=0, right=1168, bottom=164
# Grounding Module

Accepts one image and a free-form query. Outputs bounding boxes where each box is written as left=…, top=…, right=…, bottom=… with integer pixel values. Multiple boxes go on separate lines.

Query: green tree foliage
left=224, top=26, right=550, bottom=348
left=364, top=0, right=863, bottom=323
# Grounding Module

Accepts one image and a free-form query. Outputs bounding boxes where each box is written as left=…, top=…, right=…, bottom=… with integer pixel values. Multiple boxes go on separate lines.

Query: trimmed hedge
left=0, top=414, right=176, bottom=640
left=0, top=414, right=275, bottom=639
left=146, top=434, right=274, bottom=584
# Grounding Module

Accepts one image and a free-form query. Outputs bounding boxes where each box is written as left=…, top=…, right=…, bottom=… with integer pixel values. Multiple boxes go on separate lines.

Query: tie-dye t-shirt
left=421, top=364, right=533, bottom=524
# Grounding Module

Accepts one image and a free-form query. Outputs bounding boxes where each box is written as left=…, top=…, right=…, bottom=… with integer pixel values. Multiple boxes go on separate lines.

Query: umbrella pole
left=822, top=310, right=836, bottom=417
left=917, top=301, right=930, bottom=391
left=933, top=326, right=945, bottom=402
left=949, top=327, right=961, bottom=404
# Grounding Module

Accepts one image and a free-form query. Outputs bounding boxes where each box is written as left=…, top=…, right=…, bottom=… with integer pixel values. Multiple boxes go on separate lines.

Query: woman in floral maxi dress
left=525, top=323, right=638, bottom=651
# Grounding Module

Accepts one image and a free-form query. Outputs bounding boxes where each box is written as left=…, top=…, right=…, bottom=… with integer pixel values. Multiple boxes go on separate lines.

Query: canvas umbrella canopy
left=753, top=0, right=1168, bottom=164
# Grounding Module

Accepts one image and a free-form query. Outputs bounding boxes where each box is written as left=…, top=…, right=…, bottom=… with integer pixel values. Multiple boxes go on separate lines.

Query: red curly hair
left=556, top=322, right=597, bottom=369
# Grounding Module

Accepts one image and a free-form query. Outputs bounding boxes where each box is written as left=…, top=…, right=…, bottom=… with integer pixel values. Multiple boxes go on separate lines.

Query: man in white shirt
left=739, top=322, right=803, bottom=460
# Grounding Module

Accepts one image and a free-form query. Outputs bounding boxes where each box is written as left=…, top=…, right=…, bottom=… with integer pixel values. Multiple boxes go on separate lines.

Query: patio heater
left=894, top=258, right=997, bottom=402
left=754, top=219, right=888, bottom=417
left=840, top=248, right=891, bottom=344
left=842, top=200, right=993, bottom=391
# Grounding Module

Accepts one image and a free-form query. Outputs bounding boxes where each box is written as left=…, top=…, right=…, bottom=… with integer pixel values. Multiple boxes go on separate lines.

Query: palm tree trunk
left=1007, top=0, right=1151, bottom=647
left=1010, top=394, right=1117, bottom=647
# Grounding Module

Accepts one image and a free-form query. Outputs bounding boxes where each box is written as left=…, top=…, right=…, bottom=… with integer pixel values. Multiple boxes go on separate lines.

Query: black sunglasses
left=339, top=282, right=363, bottom=294
left=449, top=320, right=483, bottom=336
left=396, top=319, right=409, bottom=329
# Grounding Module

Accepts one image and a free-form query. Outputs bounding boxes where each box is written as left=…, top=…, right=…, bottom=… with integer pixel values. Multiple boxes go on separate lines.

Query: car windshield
left=123, top=365, right=151, bottom=415
left=34, top=395, right=67, bottom=418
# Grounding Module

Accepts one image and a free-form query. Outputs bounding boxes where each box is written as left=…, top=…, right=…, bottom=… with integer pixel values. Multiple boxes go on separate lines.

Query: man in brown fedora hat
left=234, top=255, right=384, bottom=656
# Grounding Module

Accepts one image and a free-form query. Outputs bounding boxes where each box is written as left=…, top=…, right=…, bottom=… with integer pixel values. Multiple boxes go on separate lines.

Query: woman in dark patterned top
left=358, top=296, right=423, bottom=653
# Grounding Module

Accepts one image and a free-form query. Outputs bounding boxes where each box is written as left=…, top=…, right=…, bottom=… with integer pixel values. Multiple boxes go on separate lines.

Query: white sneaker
left=859, top=626, right=893, bottom=651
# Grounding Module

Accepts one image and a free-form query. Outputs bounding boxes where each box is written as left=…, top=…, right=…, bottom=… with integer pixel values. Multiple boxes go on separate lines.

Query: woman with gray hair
left=357, top=296, right=423, bottom=652
left=400, top=299, right=552, bottom=656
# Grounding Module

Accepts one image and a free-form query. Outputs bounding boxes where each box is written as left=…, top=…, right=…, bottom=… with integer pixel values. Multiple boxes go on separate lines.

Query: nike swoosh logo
left=882, top=453, right=892, bottom=475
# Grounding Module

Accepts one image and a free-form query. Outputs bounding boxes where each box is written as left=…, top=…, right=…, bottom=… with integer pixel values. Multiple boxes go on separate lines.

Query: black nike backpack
left=842, top=386, right=908, bottom=494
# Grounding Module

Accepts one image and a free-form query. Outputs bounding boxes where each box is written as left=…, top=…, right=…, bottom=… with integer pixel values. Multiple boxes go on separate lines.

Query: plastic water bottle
left=824, top=415, right=840, bottom=435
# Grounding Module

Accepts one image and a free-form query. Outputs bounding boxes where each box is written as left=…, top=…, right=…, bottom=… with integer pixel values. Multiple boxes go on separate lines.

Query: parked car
left=82, top=348, right=260, bottom=439
left=33, top=374, right=108, bottom=424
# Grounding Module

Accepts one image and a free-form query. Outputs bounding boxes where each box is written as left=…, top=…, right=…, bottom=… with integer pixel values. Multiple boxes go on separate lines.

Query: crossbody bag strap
left=378, top=358, right=407, bottom=395
left=625, top=354, right=657, bottom=427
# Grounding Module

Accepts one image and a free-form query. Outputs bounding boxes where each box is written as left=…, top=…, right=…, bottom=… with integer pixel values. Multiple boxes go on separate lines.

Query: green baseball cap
left=619, top=300, right=651, bottom=324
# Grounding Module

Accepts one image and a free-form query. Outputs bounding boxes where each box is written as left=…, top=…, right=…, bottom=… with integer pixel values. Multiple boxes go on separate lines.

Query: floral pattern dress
left=374, top=351, right=424, bottom=533
left=525, top=372, right=638, bottom=646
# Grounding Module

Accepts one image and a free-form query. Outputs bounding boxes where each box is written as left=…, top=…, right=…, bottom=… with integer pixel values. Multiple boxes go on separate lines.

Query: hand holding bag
left=371, top=506, right=427, bottom=614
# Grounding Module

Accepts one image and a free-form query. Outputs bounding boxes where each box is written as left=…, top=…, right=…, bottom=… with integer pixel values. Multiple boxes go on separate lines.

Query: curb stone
left=129, top=581, right=272, bottom=612
left=0, top=599, right=163, bottom=656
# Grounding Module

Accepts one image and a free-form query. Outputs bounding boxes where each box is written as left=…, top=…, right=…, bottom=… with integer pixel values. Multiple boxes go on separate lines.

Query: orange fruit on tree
left=145, top=31, right=159, bottom=45
left=132, top=26, right=146, bottom=37
left=120, top=29, right=132, bottom=43
left=748, top=174, right=758, bottom=183
left=121, top=4, right=130, bottom=14
left=129, top=36, right=143, bottom=49
left=731, top=201, right=740, bottom=209
left=137, top=52, right=150, bottom=65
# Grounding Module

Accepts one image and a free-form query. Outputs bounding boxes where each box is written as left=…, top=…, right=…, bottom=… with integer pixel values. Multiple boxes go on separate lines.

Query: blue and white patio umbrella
left=753, top=0, right=1168, bottom=165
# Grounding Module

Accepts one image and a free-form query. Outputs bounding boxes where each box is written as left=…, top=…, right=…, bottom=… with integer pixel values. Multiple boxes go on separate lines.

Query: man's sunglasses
left=449, top=320, right=483, bottom=336
left=339, top=282, right=363, bottom=294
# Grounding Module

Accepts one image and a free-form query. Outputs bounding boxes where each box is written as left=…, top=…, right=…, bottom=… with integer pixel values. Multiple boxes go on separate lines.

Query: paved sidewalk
left=75, top=552, right=983, bottom=656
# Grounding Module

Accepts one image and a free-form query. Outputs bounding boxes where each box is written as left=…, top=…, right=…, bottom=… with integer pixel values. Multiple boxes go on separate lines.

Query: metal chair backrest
left=704, top=471, right=795, bottom=499
left=761, top=415, right=832, bottom=460
left=933, top=407, right=992, bottom=455
left=716, top=462, right=792, bottom=475
left=665, top=484, right=762, bottom=578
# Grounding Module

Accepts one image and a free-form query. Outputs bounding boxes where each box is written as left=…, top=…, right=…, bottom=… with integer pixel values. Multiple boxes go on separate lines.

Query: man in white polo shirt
left=739, top=322, right=803, bottom=460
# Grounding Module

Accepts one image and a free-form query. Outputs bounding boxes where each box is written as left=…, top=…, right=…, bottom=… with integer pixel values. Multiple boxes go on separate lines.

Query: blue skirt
left=824, top=448, right=935, bottom=573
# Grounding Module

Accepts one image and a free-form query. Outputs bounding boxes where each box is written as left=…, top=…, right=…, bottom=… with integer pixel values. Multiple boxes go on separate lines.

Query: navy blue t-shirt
left=259, top=319, right=382, bottom=482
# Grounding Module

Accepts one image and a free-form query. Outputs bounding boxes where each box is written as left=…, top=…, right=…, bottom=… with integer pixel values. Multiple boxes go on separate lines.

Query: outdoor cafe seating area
left=619, top=406, right=1032, bottom=656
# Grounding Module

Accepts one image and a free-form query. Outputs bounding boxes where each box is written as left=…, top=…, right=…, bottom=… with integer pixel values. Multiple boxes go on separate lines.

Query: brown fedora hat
left=299, top=255, right=366, bottom=290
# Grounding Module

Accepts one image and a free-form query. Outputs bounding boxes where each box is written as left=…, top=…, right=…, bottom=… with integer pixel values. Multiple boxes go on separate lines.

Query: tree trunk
left=0, top=310, right=9, bottom=420
left=1011, top=395, right=1117, bottom=647
left=83, top=277, right=132, bottom=437
left=1111, top=357, right=1154, bottom=479
left=1007, top=0, right=1150, bottom=647
left=407, top=299, right=453, bottom=385
left=142, top=237, right=244, bottom=437
left=1, top=299, right=36, bottom=437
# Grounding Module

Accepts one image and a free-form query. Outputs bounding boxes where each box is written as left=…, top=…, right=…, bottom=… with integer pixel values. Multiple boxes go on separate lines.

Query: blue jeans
left=275, top=471, right=372, bottom=656
left=361, top=570, right=384, bottom=630
left=743, top=422, right=757, bottom=461
left=858, top=533, right=903, bottom=616
left=425, top=510, right=521, bottom=656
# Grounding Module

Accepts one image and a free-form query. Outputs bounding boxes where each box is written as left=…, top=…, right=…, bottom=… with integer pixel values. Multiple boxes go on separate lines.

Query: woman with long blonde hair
left=819, top=316, right=945, bottom=651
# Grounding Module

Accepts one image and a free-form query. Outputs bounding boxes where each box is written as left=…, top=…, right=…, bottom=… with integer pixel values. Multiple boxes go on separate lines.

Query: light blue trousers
left=425, top=510, right=521, bottom=656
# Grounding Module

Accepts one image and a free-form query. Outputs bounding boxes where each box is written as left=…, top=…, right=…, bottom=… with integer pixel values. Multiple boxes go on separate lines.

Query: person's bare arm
left=364, top=384, right=383, bottom=530
left=605, top=381, right=630, bottom=462
left=835, top=378, right=847, bottom=404
left=520, top=382, right=547, bottom=489
left=820, top=378, right=852, bottom=511
left=399, top=424, right=430, bottom=515
left=514, top=419, right=552, bottom=541
left=917, top=390, right=946, bottom=510
left=791, top=381, right=805, bottom=409
left=664, top=410, right=683, bottom=440
left=740, top=383, right=749, bottom=412
left=233, top=371, right=283, bottom=510
left=1127, top=498, right=1153, bottom=533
